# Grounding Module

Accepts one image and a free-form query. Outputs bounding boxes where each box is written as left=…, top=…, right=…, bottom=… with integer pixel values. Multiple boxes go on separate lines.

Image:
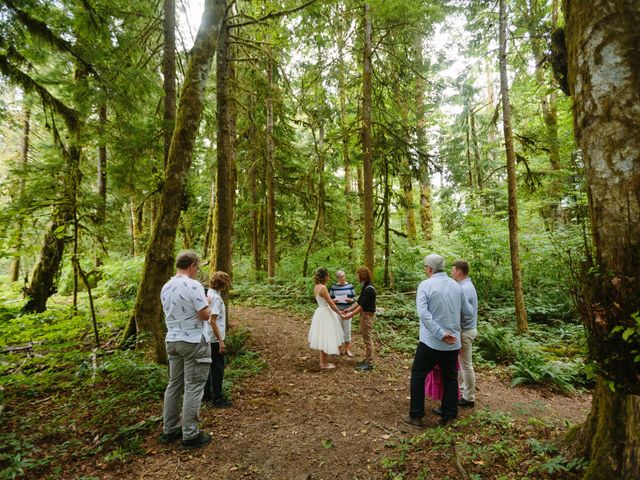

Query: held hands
left=442, top=332, right=457, bottom=345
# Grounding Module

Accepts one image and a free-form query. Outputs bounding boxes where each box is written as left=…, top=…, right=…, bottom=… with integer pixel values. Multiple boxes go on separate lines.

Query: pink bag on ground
left=424, top=362, right=461, bottom=401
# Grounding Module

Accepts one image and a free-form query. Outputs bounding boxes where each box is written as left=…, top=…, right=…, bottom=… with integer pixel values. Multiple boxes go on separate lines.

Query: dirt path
left=97, top=306, right=591, bottom=480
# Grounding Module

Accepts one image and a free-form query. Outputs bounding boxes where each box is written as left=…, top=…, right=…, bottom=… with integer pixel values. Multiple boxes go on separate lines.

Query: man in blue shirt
left=452, top=260, right=478, bottom=408
left=402, top=254, right=473, bottom=428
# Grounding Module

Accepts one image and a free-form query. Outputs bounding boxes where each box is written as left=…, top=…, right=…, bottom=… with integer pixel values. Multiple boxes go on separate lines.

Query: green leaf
left=322, top=439, right=333, bottom=449
left=622, top=328, right=635, bottom=341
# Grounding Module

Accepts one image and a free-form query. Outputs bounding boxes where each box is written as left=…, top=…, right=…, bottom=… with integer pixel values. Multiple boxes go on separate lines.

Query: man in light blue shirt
left=402, top=254, right=473, bottom=429
left=452, top=260, right=478, bottom=407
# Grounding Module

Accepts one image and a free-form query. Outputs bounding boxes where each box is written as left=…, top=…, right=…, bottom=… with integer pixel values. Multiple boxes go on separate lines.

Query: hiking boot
left=213, top=397, right=233, bottom=408
left=438, top=416, right=456, bottom=427
left=458, top=398, right=475, bottom=408
left=401, top=416, right=424, bottom=429
left=180, top=431, right=211, bottom=450
left=158, top=428, right=182, bottom=444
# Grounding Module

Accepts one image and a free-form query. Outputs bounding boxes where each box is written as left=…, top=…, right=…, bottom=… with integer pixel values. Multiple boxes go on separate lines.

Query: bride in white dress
left=308, top=268, right=345, bottom=369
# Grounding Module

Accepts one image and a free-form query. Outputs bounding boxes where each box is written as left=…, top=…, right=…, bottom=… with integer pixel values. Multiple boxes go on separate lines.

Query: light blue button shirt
left=416, top=272, right=474, bottom=351
left=459, top=277, right=478, bottom=330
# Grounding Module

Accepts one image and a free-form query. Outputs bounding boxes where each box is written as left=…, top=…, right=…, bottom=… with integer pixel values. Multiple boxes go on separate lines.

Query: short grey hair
left=423, top=254, right=445, bottom=273
left=336, top=270, right=346, bottom=278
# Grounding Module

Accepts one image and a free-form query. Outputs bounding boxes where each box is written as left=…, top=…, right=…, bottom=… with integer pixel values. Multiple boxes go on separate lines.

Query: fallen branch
left=453, top=439, right=470, bottom=480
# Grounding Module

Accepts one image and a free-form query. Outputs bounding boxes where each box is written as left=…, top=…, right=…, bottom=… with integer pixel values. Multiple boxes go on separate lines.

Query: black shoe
left=438, top=416, right=455, bottom=427
left=432, top=407, right=443, bottom=416
left=401, top=416, right=424, bottom=429
left=180, top=431, right=211, bottom=450
left=158, top=428, right=182, bottom=444
left=213, top=398, right=233, bottom=408
left=458, top=398, right=475, bottom=408
left=355, top=361, right=373, bottom=372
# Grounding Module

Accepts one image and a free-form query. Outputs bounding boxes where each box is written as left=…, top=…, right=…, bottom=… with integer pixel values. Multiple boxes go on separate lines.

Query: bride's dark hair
left=313, top=267, right=329, bottom=284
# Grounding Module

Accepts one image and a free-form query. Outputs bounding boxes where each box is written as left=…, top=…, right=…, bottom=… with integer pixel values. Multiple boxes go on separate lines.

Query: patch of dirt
left=87, top=306, right=591, bottom=480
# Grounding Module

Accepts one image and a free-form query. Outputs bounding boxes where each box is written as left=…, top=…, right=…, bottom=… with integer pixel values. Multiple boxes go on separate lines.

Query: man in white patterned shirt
left=158, top=251, right=212, bottom=449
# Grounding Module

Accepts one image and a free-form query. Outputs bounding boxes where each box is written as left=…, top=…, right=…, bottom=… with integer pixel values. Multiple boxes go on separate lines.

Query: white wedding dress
left=308, top=295, right=344, bottom=355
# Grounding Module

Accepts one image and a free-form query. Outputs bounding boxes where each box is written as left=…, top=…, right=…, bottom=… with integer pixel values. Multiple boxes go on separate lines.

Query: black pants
left=202, top=342, right=225, bottom=402
left=409, top=341, right=459, bottom=420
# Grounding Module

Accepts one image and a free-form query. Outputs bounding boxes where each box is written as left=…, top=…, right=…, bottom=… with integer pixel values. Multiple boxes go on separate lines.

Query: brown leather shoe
left=401, top=416, right=424, bottom=429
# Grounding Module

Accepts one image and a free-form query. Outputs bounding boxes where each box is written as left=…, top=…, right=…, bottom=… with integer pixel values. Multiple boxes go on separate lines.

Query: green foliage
left=611, top=311, right=640, bottom=363
left=0, top=433, right=45, bottom=480
left=93, top=257, right=144, bottom=305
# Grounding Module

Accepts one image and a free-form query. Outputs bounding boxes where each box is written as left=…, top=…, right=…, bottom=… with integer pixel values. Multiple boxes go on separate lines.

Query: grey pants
left=163, top=337, right=211, bottom=440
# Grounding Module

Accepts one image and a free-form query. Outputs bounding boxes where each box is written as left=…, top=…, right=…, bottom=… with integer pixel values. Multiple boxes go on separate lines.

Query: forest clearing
left=0, top=0, right=638, bottom=479
left=2, top=302, right=592, bottom=479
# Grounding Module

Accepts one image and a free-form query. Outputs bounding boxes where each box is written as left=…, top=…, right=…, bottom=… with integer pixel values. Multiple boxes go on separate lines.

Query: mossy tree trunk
left=563, top=1, right=640, bottom=477
left=266, top=54, right=276, bottom=283
left=499, top=0, right=528, bottom=333
left=9, top=99, right=30, bottom=282
left=414, top=34, right=432, bottom=244
left=361, top=2, right=374, bottom=273
left=162, top=0, right=176, bottom=169
left=124, top=0, right=226, bottom=363
left=213, top=12, right=235, bottom=284
left=337, top=18, right=354, bottom=251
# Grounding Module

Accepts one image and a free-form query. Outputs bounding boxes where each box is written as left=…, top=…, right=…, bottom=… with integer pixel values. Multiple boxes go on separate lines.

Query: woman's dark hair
left=313, top=267, right=329, bottom=284
left=356, top=266, right=372, bottom=283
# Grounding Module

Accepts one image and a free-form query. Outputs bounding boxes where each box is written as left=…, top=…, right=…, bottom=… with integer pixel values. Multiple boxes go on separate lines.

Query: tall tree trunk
left=9, top=100, right=30, bottom=282
left=526, top=0, right=562, bottom=220
left=361, top=3, right=374, bottom=273
left=97, top=105, right=107, bottom=226
left=124, top=0, right=226, bottom=362
left=337, top=22, right=354, bottom=250
left=202, top=179, right=215, bottom=259
left=383, top=154, right=390, bottom=287
left=302, top=122, right=326, bottom=278
left=414, top=34, right=432, bottom=243
left=266, top=55, right=276, bottom=282
left=563, top=1, right=640, bottom=477
left=499, top=0, right=528, bottom=333
left=130, top=198, right=139, bottom=256
left=469, top=111, right=483, bottom=191
left=213, top=14, right=235, bottom=280
left=162, top=0, right=176, bottom=168
left=250, top=159, right=261, bottom=273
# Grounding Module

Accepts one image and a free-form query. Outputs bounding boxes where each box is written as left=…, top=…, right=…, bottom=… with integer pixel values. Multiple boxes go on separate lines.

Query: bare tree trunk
left=162, top=0, right=176, bottom=169
left=9, top=100, right=30, bottom=281
left=563, top=1, right=640, bottom=477
left=130, top=199, right=139, bottom=256
left=361, top=3, right=374, bottom=273
left=266, top=55, right=276, bottom=283
left=124, top=0, right=226, bottom=362
left=499, top=0, right=528, bottom=333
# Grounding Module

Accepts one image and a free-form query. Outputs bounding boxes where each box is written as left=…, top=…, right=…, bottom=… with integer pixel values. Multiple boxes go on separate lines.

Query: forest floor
left=69, top=305, right=593, bottom=480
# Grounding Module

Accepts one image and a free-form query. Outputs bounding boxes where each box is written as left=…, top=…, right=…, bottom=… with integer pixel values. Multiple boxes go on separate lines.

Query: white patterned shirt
left=161, top=275, right=210, bottom=343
